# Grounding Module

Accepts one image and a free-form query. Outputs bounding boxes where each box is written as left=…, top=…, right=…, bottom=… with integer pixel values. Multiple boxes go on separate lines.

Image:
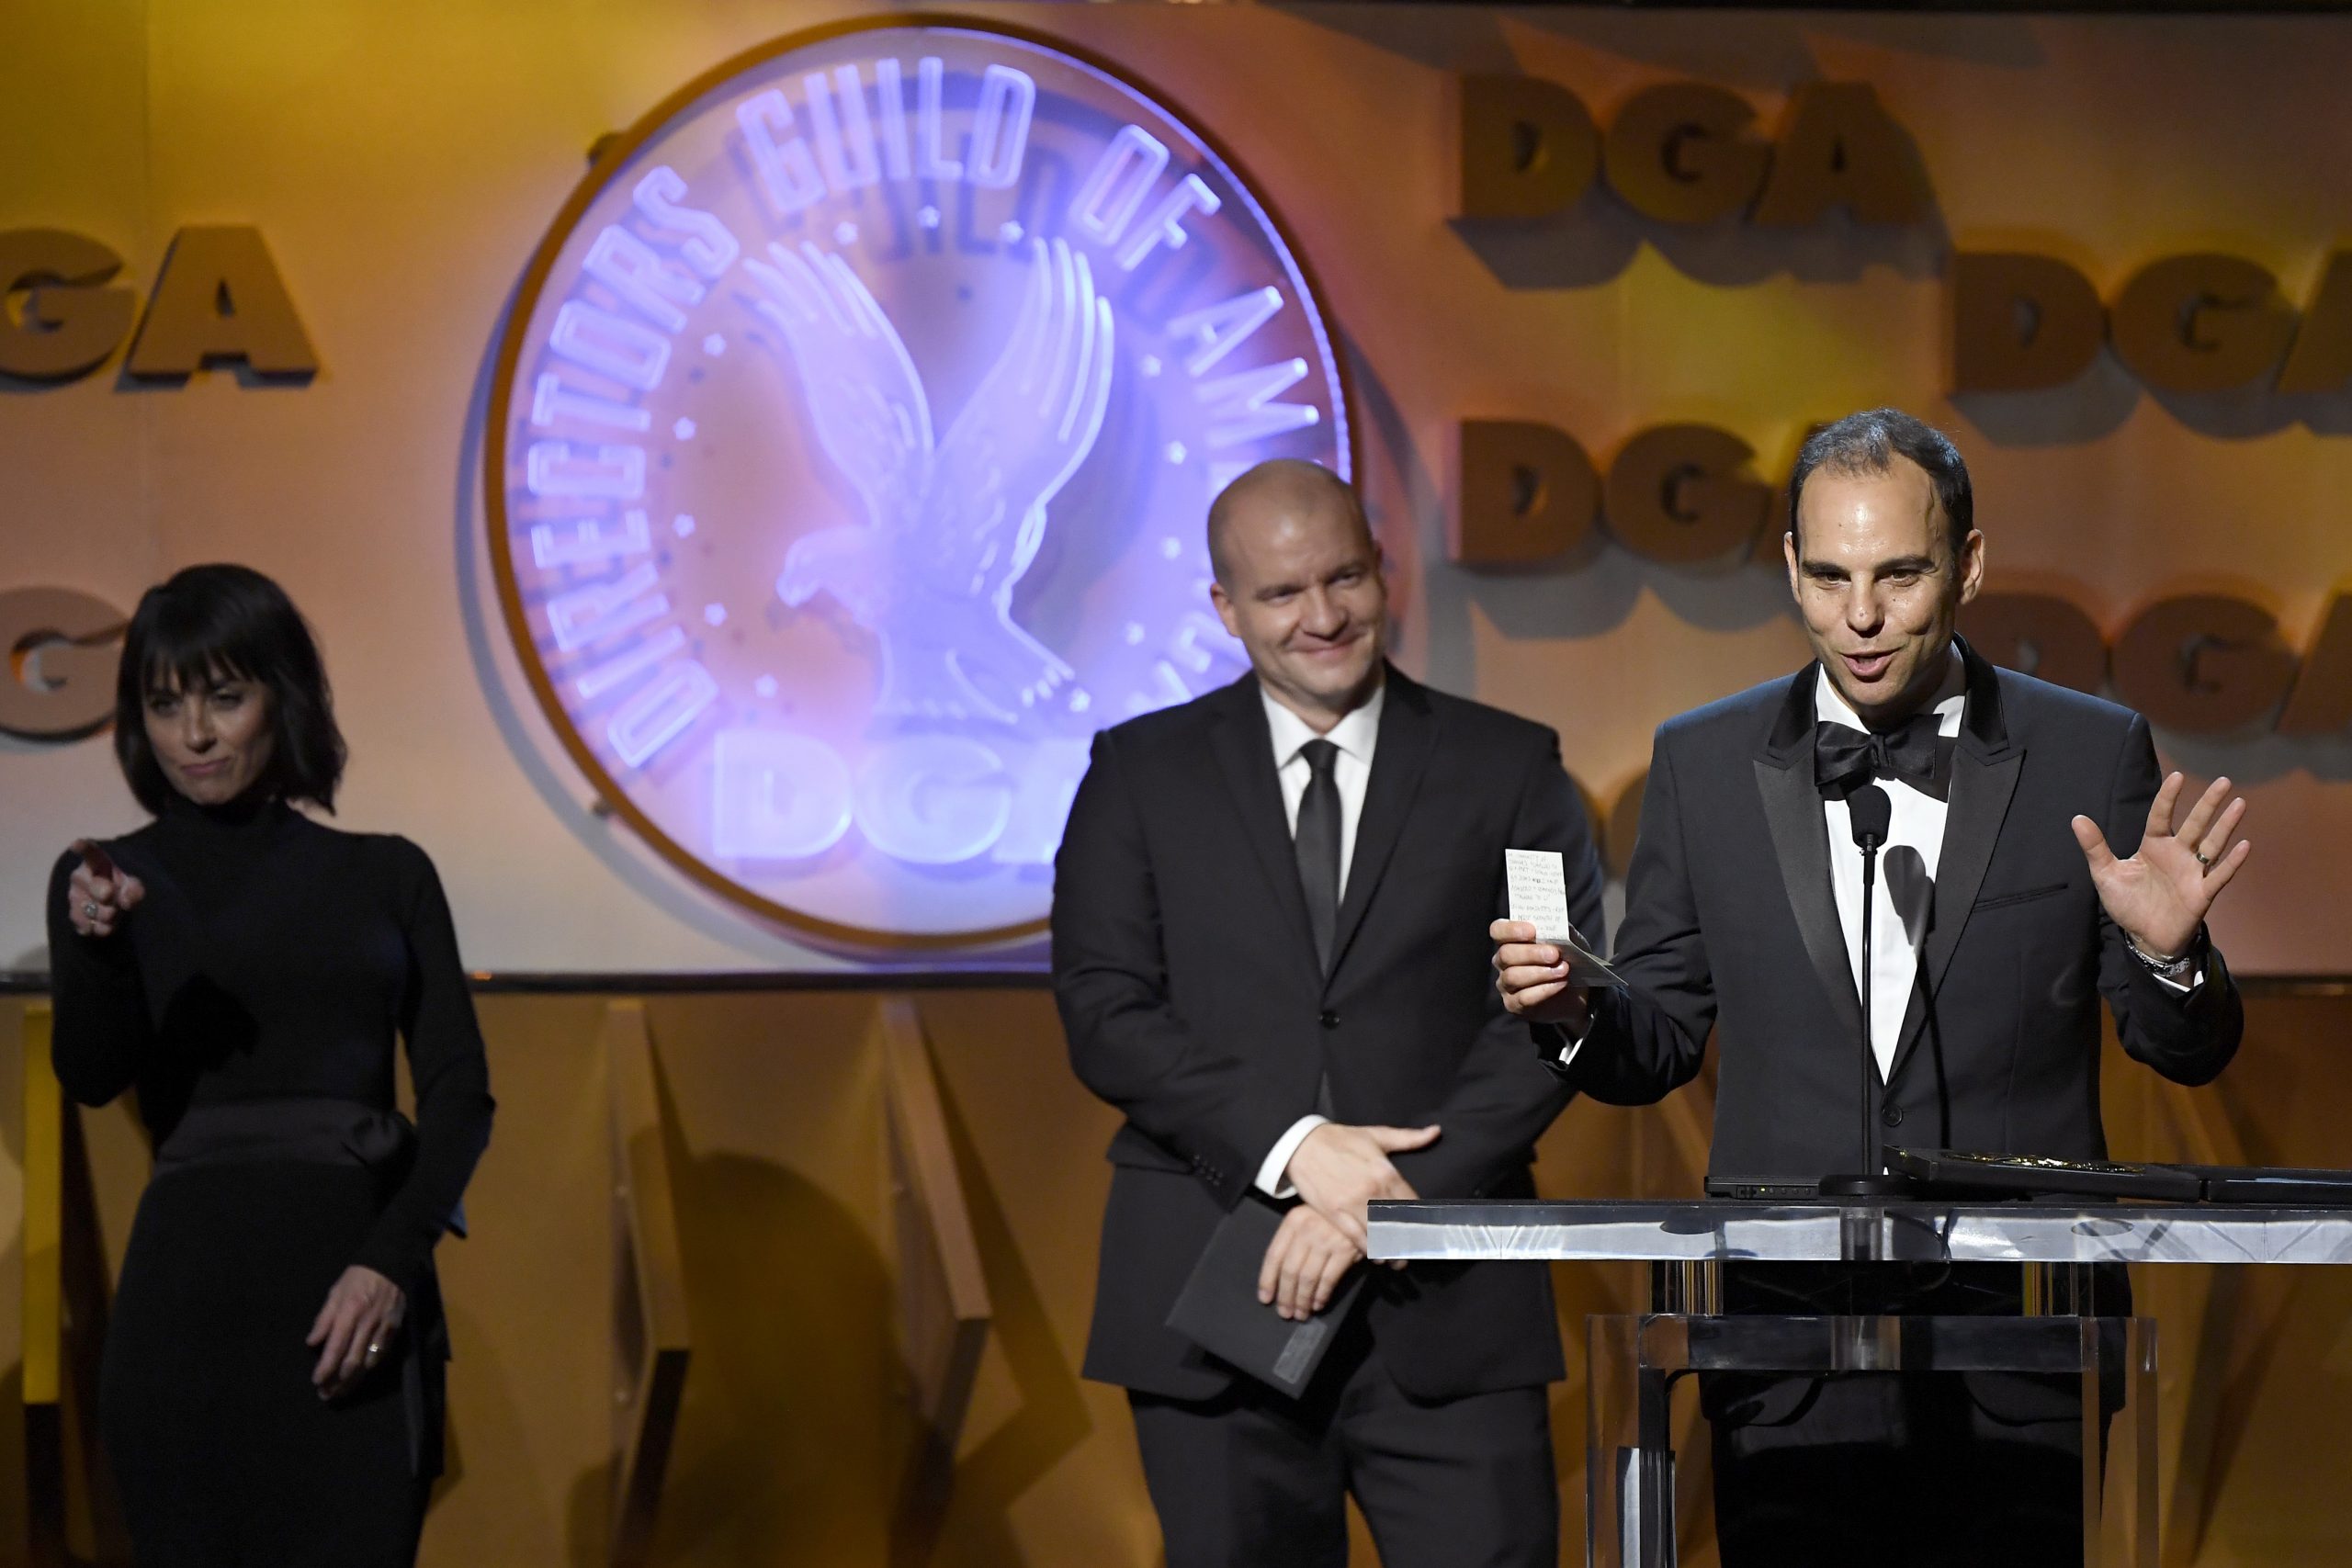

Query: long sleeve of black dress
left=366, top=844, right=494, bottom=1283
left=46, top=856, right=155, bottom=1105
left=45, top=795, right=495, bottom=1292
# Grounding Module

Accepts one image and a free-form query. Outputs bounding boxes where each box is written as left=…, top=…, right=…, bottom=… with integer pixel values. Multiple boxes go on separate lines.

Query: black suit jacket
left=1053, top=666, right=1604, bottom=1401
left=1561, top=642, right=2241, bottom=1178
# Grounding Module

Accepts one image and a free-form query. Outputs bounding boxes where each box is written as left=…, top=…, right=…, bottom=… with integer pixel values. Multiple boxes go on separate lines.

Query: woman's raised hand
left=66, top=840, right=145, bottom=939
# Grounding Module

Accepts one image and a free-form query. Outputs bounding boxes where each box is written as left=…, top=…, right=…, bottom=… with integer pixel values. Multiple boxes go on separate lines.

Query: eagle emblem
left=747, top=237, right=1114, bottom=727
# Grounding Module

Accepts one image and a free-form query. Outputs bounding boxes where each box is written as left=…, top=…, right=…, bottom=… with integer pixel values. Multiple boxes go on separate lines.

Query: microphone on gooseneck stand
left=1820, top=785, right=1912, bottom=1199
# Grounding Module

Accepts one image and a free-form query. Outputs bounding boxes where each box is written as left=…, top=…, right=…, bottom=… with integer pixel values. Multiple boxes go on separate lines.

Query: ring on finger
left=2194, top=848, right=2212, bottom=869
left=83, top=901, right=99, bottom=920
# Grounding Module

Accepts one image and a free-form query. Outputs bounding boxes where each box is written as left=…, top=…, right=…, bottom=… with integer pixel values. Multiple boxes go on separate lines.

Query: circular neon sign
left=488, top=17, right=1351, bottom=946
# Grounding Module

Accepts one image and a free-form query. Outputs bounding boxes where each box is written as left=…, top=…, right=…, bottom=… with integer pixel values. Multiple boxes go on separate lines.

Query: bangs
left=135, top=582, right=273, bottom=696
left=141, top=645, right=256, bottom=698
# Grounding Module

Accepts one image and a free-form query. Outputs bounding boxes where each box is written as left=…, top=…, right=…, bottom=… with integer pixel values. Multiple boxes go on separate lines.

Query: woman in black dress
left=45, top=564, right=494, bottom=1566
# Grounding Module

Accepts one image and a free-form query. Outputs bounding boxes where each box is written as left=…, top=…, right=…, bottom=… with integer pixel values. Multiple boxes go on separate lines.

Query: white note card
left=1504, top=849, right=1577, bottom=942
left=1503, top=849, right=1625, bottom=989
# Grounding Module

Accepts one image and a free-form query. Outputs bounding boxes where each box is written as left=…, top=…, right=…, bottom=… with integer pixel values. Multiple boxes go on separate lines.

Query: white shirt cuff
left=1256, top=1114, right=1329, bottom=1199
left=2151, top=960, right=2205, bottom=996
left=1548, top=1013, right=1602, bottom=1070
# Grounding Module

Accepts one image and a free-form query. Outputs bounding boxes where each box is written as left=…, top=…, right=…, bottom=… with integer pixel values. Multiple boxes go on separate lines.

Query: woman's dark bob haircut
left=114, top=564, right=347, bottom=816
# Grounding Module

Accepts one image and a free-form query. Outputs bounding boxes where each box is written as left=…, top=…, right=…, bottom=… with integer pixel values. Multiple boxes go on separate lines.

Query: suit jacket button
left=1319, top=1010, right=1339, bottom=1029
left=1882, top=1103, right=1905, bottom=1129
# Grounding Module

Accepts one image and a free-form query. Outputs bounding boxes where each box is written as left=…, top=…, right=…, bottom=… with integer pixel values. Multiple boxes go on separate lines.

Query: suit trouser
left=1707, top=1262, right=2113, bottom=1568
left=1127, top=1314, right=1558, bottom=1568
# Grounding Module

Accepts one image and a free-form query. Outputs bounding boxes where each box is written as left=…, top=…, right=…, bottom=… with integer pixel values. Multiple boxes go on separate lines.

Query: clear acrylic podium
left=1369, top=1199, right=2352, bottom=1567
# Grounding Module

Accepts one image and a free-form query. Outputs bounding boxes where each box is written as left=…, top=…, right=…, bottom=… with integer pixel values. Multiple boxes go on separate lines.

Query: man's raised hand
left=2072, top=773, right=2250, bottom=963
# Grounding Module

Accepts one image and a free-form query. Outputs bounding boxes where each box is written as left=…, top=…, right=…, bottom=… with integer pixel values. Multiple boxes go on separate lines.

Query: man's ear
left=1210, top=578, right=1241, bottom=639
left=1956, top=529, right=1986, bottom=605
left=1781, top=530, right=1802, bottom=600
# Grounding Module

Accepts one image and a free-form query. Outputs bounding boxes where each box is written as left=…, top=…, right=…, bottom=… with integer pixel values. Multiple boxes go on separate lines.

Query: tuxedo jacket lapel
left=1889, top=643, right=2022, bottom=1083
left=1206, top=676, right=1319, bottom=966
left=1754, top=669, right=1865, bottom=1044
left=1325, top=670, right=1438, bottom=985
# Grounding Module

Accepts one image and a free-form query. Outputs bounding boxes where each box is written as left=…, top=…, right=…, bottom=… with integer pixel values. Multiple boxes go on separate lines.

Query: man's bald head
left=1206, top=460, right=1370, bottom=588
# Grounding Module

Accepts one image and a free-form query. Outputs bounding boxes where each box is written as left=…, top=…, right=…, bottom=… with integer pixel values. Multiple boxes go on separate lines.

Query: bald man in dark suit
left=1057, top=460, right=1604, bottom=1568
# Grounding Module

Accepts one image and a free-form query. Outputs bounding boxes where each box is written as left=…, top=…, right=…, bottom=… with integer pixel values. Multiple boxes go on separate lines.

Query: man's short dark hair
left=1787, top=408, right=1973, bottom=559
left=114, top=563, right=347, bottom=815
left=1206, top=459, right=1368, bottom=587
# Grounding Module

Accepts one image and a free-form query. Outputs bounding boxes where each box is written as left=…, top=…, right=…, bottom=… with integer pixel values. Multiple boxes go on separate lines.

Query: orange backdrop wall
left=7, top=5, right=2352, bottom=1566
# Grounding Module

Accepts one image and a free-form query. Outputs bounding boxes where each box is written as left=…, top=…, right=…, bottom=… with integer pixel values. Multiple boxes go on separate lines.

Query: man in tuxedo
left=1054, top=459, right=1604, bottom=1568
left=1494, top=408, right=2248, bottom=1567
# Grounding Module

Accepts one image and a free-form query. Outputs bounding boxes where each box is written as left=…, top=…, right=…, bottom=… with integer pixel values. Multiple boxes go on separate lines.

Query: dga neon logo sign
left=488, top=17, right=1351, bottom=946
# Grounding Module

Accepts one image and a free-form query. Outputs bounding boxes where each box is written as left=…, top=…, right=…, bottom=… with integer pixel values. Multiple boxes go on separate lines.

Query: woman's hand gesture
left=66, top=840, right=144, bottom=939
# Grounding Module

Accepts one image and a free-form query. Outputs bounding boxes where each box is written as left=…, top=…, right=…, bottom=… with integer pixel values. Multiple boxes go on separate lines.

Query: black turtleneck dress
left=45, top=795, right=495, bottom=1567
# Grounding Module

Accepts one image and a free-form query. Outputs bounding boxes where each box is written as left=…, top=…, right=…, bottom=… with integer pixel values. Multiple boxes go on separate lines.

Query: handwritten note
left=1504, top=849, right=1626, bottom=989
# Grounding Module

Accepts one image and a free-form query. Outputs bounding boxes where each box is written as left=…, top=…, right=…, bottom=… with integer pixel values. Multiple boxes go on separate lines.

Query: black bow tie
left=1814, top=716, right=1955, bottom=802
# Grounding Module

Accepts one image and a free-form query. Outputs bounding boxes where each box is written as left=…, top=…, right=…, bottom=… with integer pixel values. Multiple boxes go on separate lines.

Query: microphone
left=1820, top=785, right=1912, bottom=1198
left=1847, top=784, right=1891, bottom=853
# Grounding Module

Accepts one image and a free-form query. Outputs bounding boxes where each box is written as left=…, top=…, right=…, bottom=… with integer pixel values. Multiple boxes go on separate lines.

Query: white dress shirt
left=1817, top=656, right=1966, bottom=1080
left=1254, top=681, right=1385, bottom=1195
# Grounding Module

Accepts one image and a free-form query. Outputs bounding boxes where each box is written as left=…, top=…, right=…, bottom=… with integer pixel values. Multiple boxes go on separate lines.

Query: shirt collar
left=1263, top=677, right=1385, bottom=769
left=1815, top=645, right=1966, bottom=738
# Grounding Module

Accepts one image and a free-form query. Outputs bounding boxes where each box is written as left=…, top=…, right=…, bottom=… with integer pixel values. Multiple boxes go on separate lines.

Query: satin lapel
left=1324, top=673, right=1437, bottom=984
left=1888, top=646, right=2022, bottom=1084
left=1755, top=754, right=1864, bottom=1043
left=1206, top=680, right=1319, bottom=963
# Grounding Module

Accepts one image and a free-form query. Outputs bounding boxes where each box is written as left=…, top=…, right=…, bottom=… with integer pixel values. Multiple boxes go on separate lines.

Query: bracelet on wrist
left=2126, top=927, right=2204, bottom=978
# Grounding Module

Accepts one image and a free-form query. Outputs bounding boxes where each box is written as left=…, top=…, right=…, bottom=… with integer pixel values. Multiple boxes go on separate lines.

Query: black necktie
left=1814, top=714, right=1954, bottom=802
left=1295, top=739, right=1341, bottom=971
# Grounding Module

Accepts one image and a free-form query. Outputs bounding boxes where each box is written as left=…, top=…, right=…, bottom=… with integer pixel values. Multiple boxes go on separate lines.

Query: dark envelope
left=1167, top=1194, right=1368, bottom=1396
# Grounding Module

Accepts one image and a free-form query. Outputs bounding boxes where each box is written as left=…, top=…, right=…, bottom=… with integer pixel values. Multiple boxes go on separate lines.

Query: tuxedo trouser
left=1128, top=1315, right=1557, bottom=1568
left=1706, top=1262, right=2117, bottom=1568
